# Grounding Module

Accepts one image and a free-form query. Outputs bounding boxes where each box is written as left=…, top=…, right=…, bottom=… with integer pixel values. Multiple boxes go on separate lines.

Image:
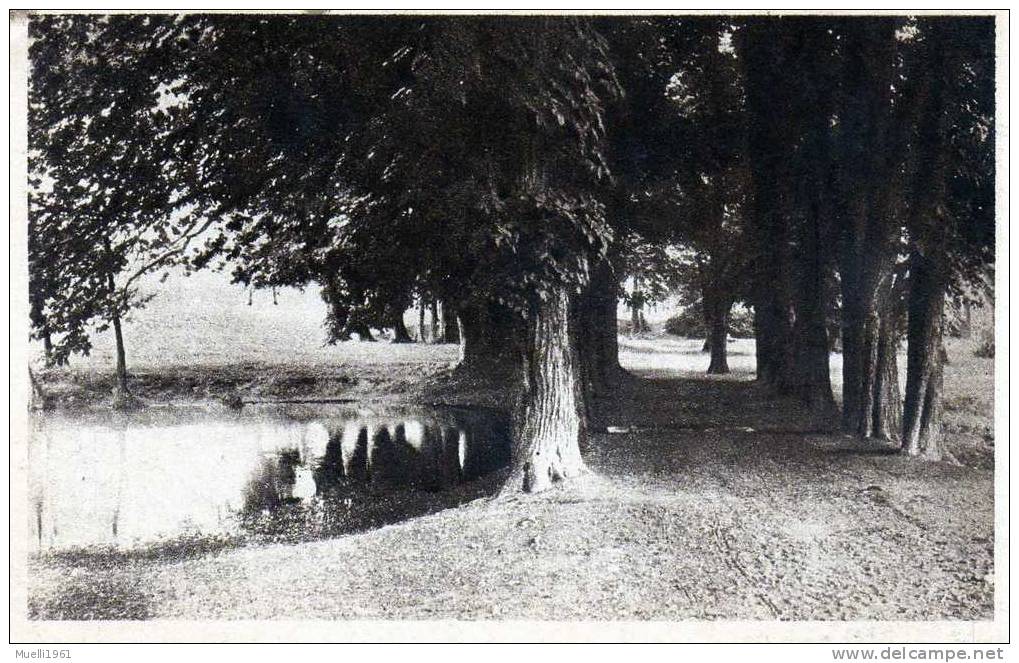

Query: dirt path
left=27, top=337, right=995, bottom=621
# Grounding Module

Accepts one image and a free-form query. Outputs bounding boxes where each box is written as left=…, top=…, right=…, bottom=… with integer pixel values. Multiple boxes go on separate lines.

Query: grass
left=26, top=273, right=996, bottom=621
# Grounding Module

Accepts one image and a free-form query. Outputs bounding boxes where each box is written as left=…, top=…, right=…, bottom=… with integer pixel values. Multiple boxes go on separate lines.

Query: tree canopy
left=27, top=13, right=996, bottom=482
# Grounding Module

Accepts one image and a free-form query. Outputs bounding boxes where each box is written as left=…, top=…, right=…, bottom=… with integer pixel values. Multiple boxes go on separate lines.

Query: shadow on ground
left=27, top=337, right=995, bottom=621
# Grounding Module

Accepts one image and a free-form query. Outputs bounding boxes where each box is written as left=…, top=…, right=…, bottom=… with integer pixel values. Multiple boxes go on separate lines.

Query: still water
left=28, top=403, right=510, bottom=552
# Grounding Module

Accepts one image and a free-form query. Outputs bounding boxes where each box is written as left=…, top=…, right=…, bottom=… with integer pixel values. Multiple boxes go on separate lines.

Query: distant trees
left=665, top=25, right=752, bottom=375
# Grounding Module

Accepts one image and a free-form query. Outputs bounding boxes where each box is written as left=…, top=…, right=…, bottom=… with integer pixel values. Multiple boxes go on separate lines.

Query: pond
left=27, top=403, right=511, bottom=553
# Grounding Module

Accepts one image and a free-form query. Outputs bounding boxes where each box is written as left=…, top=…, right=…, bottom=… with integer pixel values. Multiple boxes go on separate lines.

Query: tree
left=28, top=15, right=196, bottom=404
left=605, top=19, right=755, bottom=376
left=898, top=17, right=995, bottom=459
left=616, top=234, right=682, bottom=336
left=160, top=16, right=620, bottom=491
left=665, top=22, right=752, bottom=375
left=739, top=18, right=840, bottom=415
left=574, top=252, right=625, bottom=396
left=439, top=301, right=461, bottom=344
left=830, top=18, right=907, bottom=440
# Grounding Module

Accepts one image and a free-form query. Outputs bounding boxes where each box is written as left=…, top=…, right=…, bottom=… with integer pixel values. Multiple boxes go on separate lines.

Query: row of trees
left=28, top=15, right=994, bottom=491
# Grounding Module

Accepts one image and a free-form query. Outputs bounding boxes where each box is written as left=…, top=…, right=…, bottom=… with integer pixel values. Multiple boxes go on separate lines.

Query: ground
left=27, top=277, right=995, bottom=621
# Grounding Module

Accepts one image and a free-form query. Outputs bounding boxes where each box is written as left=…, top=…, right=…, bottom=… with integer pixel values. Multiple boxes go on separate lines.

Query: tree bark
left=429, top=299, right=440, bottom=344
left=630, top=278, right=643, bottom=335
left=702, top=281, right=732, bottom=375
left=841, top=272, right=903, bottom=440
left=789, top=208, right=837, bottom=416
left=901, top=250, right=947, bottom=459
left=352, top=323, right=376, bottom=342
left=506, top=285, right=586, bottom=493
left=29, top=367, right=49, bottom=410
left=752, top=290, right=794, bottom=390
left=456, top=300, right=522, bottom=375
left=102, top=242, right=130, bottom=399
left=575, top=257, right=623, bottom=396
left=786, top=35, right=839, bottom=417
left=899, top=23, right=955, bottom=461
left=440, top=300, right=460, bottom=344
left=111, top=308, right=128, bottom=395
left=742, top=23, right=798, bottom=393
left=871, top=309, right=902, bottom=441
left=742, top=21, right=839, bottom=410
left=834, top=19, right=901, bottom=439
left=959, top=301, right=972, bottom=339
left=706, top=304, right=730, bottom=375
left=42, top=329, right=53, bottom=367
left=391, top=313, right=413, bottom=343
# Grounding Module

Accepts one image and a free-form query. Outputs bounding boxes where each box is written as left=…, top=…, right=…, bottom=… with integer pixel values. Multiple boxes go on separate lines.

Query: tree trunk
left=352, top=323, right=376, bottom=342
left=871, top=311, right=902, bottom=440
left=111, top=309, right=128, bottom=395
left=702, top=280, right=732, bottom=375
left=29, top=367, right=49, bottom=410
left=391, top=314, right=412, bottom=343
left=418, top=301, right=427, bottom=342
left=787, top=49, right=838, bottom=417
left=752, top=290, right=794, bottom=390
left=901, top=250, right=947, bottom=460
left=959, top=301, right=972, bottom=339
left=706, top=303, right=730, bottom=375
left=742, top=24, right=798, bottom=394
left=456, top=300, right=522, bottom=375
left=575, top=257, right=623, bottom=396
left=630, top=278, right=642, bottom=335
left=101, top=262, right=130, bottom=401
left=440, top=300, right=460, bottom=344
left=788, top=214, right=836, bottom=416
left=429, top=299, right=440, bottom=344
left=506, top=286, right=586, bottom=493
left=899, top=23, right=953, bottom=461
left=834, top=20, right=902, bottom=440
left=742, top=21, right=838, bottom=408
left=790, top=292, right=835, bottom=415
left=841, top=272, right=902, bottom=440
left=101, top=237, right=130, bottom=400
left=42, top=329, right=53, bottom=367
left=840, top=282, right=874, bottom=435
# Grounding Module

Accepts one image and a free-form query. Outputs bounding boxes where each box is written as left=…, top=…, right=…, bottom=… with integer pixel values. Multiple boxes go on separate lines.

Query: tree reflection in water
left=29, top=405, right=509, bottom=550
left=239, top=409, right=510, bottom=538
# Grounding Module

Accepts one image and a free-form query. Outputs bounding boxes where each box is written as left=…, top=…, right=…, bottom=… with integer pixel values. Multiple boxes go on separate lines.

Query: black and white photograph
left=8, top=8, right=1007, bottom=646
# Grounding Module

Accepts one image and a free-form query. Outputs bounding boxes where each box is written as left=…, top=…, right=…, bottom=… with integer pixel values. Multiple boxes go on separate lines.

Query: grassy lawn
left=27, top=274, right=995, bottom=621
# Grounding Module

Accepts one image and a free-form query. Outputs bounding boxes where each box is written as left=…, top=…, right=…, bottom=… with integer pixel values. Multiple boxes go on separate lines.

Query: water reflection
left=241, top=413, right=509, bottom=514
left=28, top=405, right=509, bottom=551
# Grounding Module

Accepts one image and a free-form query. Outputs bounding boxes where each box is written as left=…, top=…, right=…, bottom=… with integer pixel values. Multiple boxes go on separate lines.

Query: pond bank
left=29, top=426, right=993, bottom=620
left=26, top=336, right=995, bottom=621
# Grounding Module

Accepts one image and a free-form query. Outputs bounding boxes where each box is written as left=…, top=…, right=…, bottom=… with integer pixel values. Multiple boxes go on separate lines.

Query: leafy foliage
left=28, top=15, right=196, bottom=365
left=664, top=304, right=754, bottom=339
left=169, top=17, right=621, bottom=321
